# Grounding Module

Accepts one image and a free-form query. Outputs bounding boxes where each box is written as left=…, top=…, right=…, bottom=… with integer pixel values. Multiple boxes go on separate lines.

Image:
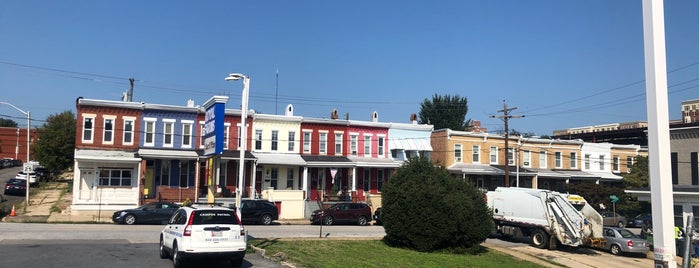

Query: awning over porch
left=585, top=171, right=624, bottom=181
left=137, top=148, right=199, bottom=159
left=531, top=169, right=571, bottom=178
left=253, top=152, right=306, bottom=166
left=209, top=150, right=257, bottom=161
left=447, top=163, right=505, bottom=175
left=74, top=149, right=141, bottom=163
left=301, top=155, right=354, bottom=167
left=388, top=137, right=433, bottom=151
left=348, top=156, right=401, bottom=168
left=555, top=170, right=600, bottom=180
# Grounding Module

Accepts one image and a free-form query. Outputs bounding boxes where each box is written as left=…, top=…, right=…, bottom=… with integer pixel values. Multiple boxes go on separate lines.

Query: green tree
left=418, top=94, right=470, bottom=130
left=624, top=156, right=649, bottom=189
left=0, top=118, right=18, bottom=127
left=32, top=111, right=76, bottom=178
left=381, top=157, right=492, bottom=253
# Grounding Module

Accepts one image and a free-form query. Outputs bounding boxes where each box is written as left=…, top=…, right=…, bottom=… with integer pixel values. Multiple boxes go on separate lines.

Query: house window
left=288, top=131, right=295, bottom=152
left=123, top=118, right=134, bottom=145
left=523, top=150, right=531, bottom=167
left=303, top=131, right=311, bottom=153
left=163, top=120, right=174, bottom=147
left=613, top=156, right=620, bottom=172
left=319, top=132, right=328, bottom=154
left=570, top=152, right=577, bottom=169
left=377, top=170, right=384, bottom=192
left=223, top=123, right=230, bottom=150
left=98, top=168, right=132, bottom=187
left=585, top=154, right=591, bottom=169
left=350, top=134, right=358, bottom=156
left=103, top=117, right=114, bottom=144
left=507, top=148, right=514, bottom=165
left=555, top=152, right=562, bottom=168
left=363, top=170, right=370, bottom=191
left=599, top=155, right=605, bottom=170
left=377, top=136, right=385, bottom=156
left=199, top=122, right=205, bottom=148
left=255, top=129, right=263, bottom=150
left=271, top=130, right=279, bottom=151
left=286, top=169, right=294, bottom=189
left=82, top=116, right=94, bottom=143
left=489, top=146, right=498, bottom=164
left=161, top=160, right=170, bottom=186
left=182, top=121, right=193, bottom=148
left=179, top=162, right=189, bottom=188
left=472, top=145, right=480, bottom=163
left=270, top=168, right=278, bottom=189
left=454, top=144, right=462, bottom=162
left=335, top=133, right=343, bottom=155
left=364, top=135, right=372, bottom=157
left=626, top=156, right=633, bottom=172
left=144, top=119, right=155, bottom=146
left=539, top=151, right=547, bottom=168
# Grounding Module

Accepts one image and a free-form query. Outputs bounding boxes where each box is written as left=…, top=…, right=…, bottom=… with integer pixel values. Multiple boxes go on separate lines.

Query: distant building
left=0, top=126, right=38, bottom=162
left=682, top=99, right=699, bottom=123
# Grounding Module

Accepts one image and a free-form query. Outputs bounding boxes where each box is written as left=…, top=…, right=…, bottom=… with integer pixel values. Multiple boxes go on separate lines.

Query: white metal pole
left=236, top=76, right=250, bottom=219
left=642, top=0, right=676, bottom=266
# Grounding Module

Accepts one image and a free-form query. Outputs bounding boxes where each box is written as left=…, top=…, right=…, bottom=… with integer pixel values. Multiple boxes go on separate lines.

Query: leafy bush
left=381, top=157, right=493, bottom=253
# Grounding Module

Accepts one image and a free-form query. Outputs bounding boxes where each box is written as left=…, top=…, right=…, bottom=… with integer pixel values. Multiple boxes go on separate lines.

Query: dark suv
left=235, top=199, right=279, bottom=225
left=310, top=202, right=372, bottom=226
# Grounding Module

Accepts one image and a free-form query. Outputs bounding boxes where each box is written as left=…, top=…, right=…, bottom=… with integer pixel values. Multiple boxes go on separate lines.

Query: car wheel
left=159, top=236, right=169, bottom=259
left=617, top=221, right=625, bottom=228
left=323, top=215, right=334, bottom=226
left=610, top=244, right=622, bottom=255
left=260, top=214, right=273, bottom=225
left=358, top=216, right=368, bottom=226
left=230, top=257, right=244, bottom=268
left=172, top=243, right=183, bottom=268
left=531, top=229, right=550, bottom=249
left=124, top=214, right=136, bottom=225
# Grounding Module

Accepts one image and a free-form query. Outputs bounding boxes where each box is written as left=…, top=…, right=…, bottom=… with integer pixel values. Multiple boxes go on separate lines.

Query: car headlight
left=119, top=211, right=127, bottom=216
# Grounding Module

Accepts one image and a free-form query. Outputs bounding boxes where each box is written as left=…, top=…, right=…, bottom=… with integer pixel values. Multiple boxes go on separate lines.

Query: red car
left=310, top=202, right=372, bottom=226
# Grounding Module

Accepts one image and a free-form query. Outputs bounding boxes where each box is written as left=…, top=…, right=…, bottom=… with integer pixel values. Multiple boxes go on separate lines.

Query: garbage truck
left=486, top=187, right=605, bottom=249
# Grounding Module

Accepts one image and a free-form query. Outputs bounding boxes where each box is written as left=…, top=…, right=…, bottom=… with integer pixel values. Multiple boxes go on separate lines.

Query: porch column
left=251, top=162, right=257, bottom=198
left=351, top=167, right=357, bottom=191
left=532, top=175, right=538, bottom=189
left=302, top=166, right=309, bottom=200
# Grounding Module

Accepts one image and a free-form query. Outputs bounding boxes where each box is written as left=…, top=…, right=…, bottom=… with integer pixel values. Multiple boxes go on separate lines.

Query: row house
left=71, top=97, right=433, bottom=219
left=430, top=129, right=644, bottom=192
left=627, top=125, right=699, bottom=228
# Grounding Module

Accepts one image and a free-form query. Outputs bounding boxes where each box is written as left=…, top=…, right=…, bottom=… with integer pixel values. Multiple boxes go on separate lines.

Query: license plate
left=211, top=231, right=222, bottom=237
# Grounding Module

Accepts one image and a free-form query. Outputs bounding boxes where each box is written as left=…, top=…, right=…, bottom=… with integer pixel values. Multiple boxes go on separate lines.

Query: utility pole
left=491, top=100, right=524, bottom=187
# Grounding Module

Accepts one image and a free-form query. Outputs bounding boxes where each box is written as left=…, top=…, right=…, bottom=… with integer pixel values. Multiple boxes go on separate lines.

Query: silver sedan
left=602, top=227, right=650, bottom=256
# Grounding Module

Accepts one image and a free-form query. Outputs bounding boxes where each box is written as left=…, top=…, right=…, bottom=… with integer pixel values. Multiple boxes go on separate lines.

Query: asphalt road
left=0, top=167, right=23, bottom=215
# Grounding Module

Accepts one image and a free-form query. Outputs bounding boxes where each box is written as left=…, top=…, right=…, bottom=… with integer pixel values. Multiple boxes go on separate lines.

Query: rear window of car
left=192, top=210, right=239, bottom=225
left=8, top=179, right=25, bottom=185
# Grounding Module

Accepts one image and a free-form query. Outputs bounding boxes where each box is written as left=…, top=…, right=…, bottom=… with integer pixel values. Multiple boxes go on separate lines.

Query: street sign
left=609, top=194, right=619, bottom=203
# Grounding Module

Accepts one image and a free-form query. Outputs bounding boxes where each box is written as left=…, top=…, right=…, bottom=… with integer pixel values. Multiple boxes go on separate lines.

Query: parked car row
left=1, top=158, right=22, bottom=168
left=113, top=199, right=281, bottom=226
left=310, top=202, right=373, bottom=226
left=3, top=178, right=27, bottom=196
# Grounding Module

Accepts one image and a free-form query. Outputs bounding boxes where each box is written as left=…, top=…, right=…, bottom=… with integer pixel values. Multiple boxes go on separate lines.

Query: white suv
left=160, top=205, right=247, bottom=268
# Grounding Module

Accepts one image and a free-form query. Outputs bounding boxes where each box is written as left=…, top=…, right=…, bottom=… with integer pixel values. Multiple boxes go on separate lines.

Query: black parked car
left=112, top=202, right=180, bottom=225
left=233, top=199, right=279, bottom=225
left=310, top=202, right=372, bottom=226
left=4, top=178, right=27, bottom=195
left=628, top=213, right=652, bottom=228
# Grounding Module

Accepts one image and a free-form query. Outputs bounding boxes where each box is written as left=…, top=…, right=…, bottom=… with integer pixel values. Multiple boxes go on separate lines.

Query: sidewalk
left=1, top=179, right=100, bottom=223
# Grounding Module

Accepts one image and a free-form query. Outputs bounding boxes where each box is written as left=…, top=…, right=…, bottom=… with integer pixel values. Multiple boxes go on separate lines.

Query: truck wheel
left=531, top=229, right=550, bottom=249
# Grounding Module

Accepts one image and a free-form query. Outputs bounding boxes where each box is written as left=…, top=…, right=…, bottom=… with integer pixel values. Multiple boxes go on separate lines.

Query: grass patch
left=249, top=238, right=545, bottom=268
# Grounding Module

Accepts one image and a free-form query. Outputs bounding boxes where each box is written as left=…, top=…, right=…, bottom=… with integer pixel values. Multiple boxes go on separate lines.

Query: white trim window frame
left=377, top=135, right=386, bottom=157
left=122, top=117, right=135, bottom=146
left=181, top=120, right=194, bottom=148
left=472, top=145, right=480, bottom=163
left=255, top=129, right=263, bottom=151
left=613, top=156, right=620, bottom=172
left=319, top=131, right=328, bottom=155
left=523, top=150, right=531, bottom=168
left=102, top=115, right=116, bottom=145
left=163, top=119, right=175, bottom=148
left=288, top=131, right=296, bottom=152
left=454, top=144, right=462, bottom=163
left=334, top=132, right=343, bottom=156
left=82, top=114, right=96, bottom=144
left=199, top=121, right=206, bottom=149
left=223, top=123, right=231, bottom=150
left=350, top=133, right=359, bottom=156
left=489, top=146, right=498, bottom=164
left=585, top=154, right=591, bottom=170
left=555, top=152, right=562, bottom=168
left=570, top=152, right=577, bottom=169
left=539, top=151, right=547, bottom=169
left=303, top=130, right=312, bottom=154
left=271, top=130, right=279, bottom=151
left=144, top=117, right=156, bottom=147
left=599, top=155, right=605, bottom=170
left=363, top=134, right=372, bottom=157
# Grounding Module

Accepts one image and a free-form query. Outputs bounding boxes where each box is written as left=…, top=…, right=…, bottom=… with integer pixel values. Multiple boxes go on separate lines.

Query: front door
left=145, top=167, right=154, bottom=199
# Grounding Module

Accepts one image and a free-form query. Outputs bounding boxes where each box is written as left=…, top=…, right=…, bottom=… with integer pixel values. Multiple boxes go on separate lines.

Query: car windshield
left=618, top=229, right=637, bottom=238
left=192, top=210, right=239, bottom=225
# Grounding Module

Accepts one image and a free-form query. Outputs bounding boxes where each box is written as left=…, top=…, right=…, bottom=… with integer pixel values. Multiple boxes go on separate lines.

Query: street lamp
left=225, top=73, right=250, bottom=219
left=0, top=101, right=31, bottom=207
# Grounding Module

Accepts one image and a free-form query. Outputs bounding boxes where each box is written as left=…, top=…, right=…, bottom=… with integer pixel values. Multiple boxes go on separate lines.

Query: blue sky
left=1, top=1, right=698, bottom=135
